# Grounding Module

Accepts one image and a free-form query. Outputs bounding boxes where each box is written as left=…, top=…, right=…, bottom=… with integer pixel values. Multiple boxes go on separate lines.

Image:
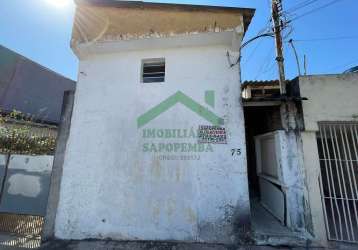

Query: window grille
left=142, top=58, right=165, bottom=83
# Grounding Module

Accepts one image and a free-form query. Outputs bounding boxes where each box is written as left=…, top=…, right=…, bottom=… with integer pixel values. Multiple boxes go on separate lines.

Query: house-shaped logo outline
left=137, top=91, right=224, bottom=128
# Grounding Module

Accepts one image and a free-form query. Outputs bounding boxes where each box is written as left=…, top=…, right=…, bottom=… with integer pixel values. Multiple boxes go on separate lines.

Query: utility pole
left=271, top=0, right=286, bottom=95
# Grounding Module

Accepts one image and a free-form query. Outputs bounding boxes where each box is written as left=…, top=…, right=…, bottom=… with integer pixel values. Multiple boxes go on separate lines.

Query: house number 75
left=231, top=149, right=241, bottom=156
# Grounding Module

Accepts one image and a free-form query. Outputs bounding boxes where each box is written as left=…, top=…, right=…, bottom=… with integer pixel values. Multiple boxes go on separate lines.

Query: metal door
left=317, top=122, right=358, bottom=243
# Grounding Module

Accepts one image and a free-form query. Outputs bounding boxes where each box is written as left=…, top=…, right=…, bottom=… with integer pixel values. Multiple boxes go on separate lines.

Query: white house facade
left=53, top=1, right=255, bottom=243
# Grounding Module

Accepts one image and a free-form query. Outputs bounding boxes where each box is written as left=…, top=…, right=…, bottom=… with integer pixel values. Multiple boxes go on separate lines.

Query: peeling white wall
left=55, top=44, right=249, bottom=243
left=299, top=73, right=358, bottom=131
left=278, top=131, right=306, bottom=231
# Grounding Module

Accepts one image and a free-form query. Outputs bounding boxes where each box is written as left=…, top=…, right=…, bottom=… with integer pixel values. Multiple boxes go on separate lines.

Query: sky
left=0, top=0, right=357, bottom=82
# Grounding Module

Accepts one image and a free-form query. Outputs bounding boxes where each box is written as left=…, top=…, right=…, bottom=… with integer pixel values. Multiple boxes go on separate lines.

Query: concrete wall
left=300, top=131, right=327, bottom=244
left=43, top=91, right=75, bottom=241
left=279, top=131, right=306, bottom=231
left=54, top=45, right=249, bottom=243
left=298, top=73, right=358, bottom=245
left=299, top=73, right=358, bottom=131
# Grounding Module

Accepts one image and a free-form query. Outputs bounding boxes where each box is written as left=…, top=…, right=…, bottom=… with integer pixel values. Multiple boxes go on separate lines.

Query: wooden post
left=271, top=0, right=286, bottom=95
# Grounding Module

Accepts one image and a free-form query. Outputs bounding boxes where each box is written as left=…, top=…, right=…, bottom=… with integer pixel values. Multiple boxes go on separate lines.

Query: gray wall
left=0, top=45, right=75, bottom=124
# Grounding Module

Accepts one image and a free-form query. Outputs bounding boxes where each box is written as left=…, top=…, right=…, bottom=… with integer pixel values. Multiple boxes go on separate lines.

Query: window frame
left=141, top=58, right=166, bottom=83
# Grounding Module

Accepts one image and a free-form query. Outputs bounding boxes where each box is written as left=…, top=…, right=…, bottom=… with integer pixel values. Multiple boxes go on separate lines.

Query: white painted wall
left=55, top=44, right=249, bottom=243
left=300, top=131, right=327, bottom=246
left=299, top=73, right=358, bottom=131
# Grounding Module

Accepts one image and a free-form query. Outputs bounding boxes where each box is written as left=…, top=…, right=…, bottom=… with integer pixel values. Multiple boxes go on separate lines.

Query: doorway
left=244, top=105, right=282, bottom=200
left=244, top=103, right=306, bottom=245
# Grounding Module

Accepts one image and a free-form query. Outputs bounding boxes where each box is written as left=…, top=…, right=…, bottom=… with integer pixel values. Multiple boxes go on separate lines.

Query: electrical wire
left=241, top=33, right=274, bottom=49
left=326, top=58, right=358, bottom=71
left=242, top=39, right=263, bottom=64
left=254, top=44, right=275, bottom=80
left=288, top=0, right=346, bottom=23
left=227, top=33, right=274, bottom=68
left=262, top=59, right=276, bottom=75
left=287, top=36, right=358, bottom=42
left=237, top=15, right=274, bottom=68
left=285, top=0, right=320, bottom=13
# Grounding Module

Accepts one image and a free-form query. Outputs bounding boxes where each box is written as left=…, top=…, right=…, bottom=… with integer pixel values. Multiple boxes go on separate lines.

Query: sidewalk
left=1, top=236, right=358, bottom=250
left=38, top=239, right=349, bottom=250
left=38, top=240, right=313, bottom=250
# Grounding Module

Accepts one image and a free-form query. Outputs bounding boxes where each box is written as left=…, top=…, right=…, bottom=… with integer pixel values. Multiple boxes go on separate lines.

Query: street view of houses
left=0, top=0, right=357, bottom=249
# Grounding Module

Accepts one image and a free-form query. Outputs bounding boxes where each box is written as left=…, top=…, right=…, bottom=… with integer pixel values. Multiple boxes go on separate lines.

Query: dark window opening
left=142, top=58, right=165, bottom=83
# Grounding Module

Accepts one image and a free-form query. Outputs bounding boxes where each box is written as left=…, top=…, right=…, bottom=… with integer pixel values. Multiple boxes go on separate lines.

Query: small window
left=141, top=58, right=165, bottom=83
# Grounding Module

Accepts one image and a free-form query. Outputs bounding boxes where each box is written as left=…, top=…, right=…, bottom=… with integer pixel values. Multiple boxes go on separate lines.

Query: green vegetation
left=0, top=110, right=57, bottom=155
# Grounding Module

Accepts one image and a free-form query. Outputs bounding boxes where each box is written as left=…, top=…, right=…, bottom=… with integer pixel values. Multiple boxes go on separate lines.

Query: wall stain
left=151, top=157, right=162, bottom=179
left=186, top=207, right=196, bottom=224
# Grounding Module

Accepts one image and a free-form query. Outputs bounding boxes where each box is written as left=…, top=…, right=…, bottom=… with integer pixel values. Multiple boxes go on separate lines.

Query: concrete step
left=252, top=232, right=310, bottom=247
left=38, top=239, right=329, bottom=250
left=40, top=240, right=235, bottom=250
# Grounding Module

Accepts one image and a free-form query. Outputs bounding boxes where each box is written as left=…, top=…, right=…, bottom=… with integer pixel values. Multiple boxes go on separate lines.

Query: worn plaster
left=55, top=45, right=250, bottom=243
left=72, top=3, right=253, bottom=45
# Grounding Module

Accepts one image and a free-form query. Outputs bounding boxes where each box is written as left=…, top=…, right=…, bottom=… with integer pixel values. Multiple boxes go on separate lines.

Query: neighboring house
left=0, top=45, right=75, bottom=124
left=241, top=73, right=358, bottom=247
left=50, top=0, right=255, bottom=244
left=299, top=73, right=358, bottom=245
left=241, top=80, right=281, bottom=100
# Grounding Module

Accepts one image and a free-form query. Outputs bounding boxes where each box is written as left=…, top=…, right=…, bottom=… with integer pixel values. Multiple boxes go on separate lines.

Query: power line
left=242, top=39, right=263, bottom=64
left=286, top=0, right=320, bottom=13
left=288, top=0, right=345, bottom=22
left=229, top=33, right=273, bottom=68
left=327, top=58, right=358, bottom=71
left=262, top=59, right=276, bottom=75
left=254, top=44, right=275, bottom=80
left=239, top=12, right=274, bottom=67
left=241, top=33, right=274, bottom=50
left=288, top=36, right=358, bottom=42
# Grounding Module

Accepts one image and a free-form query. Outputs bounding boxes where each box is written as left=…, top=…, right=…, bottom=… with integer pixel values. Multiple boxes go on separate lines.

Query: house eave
left=71, top=0, right=255, bottom=49
left=74, top=0, right=255, bottom=32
